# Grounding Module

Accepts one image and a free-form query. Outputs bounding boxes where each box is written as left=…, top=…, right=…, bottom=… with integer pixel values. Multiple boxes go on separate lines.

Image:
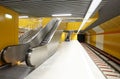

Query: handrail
left=19, top=27, right=42, bottom=44
left=40, top=20, right=61, bottom=46
left=29, top=19, right=60, bottom=48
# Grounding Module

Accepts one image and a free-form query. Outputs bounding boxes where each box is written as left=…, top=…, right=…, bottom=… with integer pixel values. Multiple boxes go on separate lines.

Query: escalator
left=29, top=19, right=61, bottom=48
left=30, top=30, right=63, bottom=67
left=0, top=18, right=61, bottom=79
left=19, top=27, right=42, bottom=44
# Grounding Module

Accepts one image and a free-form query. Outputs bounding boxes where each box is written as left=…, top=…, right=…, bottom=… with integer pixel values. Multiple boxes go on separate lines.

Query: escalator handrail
left=29, top=19, right=59, bottom=48
left=40, top=20, right=61, bottom=45
left=19, top=27, right=43, bottom=44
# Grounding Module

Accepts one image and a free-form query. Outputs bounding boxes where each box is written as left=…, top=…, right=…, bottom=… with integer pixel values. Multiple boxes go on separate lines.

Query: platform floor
left=25, top=40, right=106, bottom=79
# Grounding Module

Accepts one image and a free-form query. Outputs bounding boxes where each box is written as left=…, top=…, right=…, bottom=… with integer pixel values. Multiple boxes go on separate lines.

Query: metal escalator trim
left=0, top=44, right=36, bottom=67
left=1, top=43, right=30, bottom=65
left=26, top=28, right=43, bottom=43
left=40, top=20, right=61, bottom=46
left=29, top=30, right=63, bottom=67
left=19, top=27, right=43, bottom=44
left=29, top=19, right=59, bottom=48
left=1, top=47, right=8, bottom=64
left=25, top=51, right=35, bottom=67
left=46, top=20, right=62, bottom=43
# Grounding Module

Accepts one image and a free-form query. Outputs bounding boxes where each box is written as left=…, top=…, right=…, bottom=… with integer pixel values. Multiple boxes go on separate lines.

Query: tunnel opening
left=77, top=34, right=85, bottom=43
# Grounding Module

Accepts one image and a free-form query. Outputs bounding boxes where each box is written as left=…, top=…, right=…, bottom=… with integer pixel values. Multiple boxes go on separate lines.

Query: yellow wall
left=57, top=22, right=67, bottom=30
left=19, top=18, right=42, bottom=29
left=65, top=22, right=81, bottom=30
left=19, top=17, right=51, bottom=29
left=42, top=17, right=51, bottom=28
left=71, top=33, right=77, bottom=40
left=86, top=30, right=96, bottom=46
left=0, top=6, right=18, bottom=65
left=0, top=6, right=18, bottom=51
left=89, top=35, right=96, bottom=46
left=104, top=33, right=120, bottom=59
left=60, top=32, right=67, bottom=42
left=86, top=15, right=120, bottom=60
left=103, top=16, right=120, bottom=59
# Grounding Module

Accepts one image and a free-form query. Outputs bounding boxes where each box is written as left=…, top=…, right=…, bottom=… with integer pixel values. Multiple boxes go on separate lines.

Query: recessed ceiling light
left=52, top=14, right=72, bottom=17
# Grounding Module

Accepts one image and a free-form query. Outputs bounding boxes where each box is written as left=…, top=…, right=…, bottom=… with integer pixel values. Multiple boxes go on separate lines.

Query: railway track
left=82, top=43, right=120, bottom=79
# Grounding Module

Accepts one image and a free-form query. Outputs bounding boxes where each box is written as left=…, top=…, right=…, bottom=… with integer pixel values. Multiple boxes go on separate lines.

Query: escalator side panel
left=2, top=43, right=30, bottom=65
left=19, top=27, right=42, bottom=44
left=30, top=30, right=63, bottom=67
left=40, top=20, right=61, bottom=45
left=29, top=19, right=58, bottom=48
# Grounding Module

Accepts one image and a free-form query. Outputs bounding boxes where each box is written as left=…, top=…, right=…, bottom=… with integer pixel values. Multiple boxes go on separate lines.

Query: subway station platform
left=25, top=40, right=106, bottom=79
left=0, top=1, right=120, bottom=79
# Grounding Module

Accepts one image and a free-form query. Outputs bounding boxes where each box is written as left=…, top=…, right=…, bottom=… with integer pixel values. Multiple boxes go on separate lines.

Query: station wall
left=86, top=15, right=120, bottom=60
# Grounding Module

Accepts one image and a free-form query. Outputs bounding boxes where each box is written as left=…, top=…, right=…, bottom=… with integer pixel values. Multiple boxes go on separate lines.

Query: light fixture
left=52, top=14, right=72, bottom=17
left=19, top=16, right=29, bottom=19
left=5, top=14, right=12, bottom=19
left=77, top=0, right=102, bottom=33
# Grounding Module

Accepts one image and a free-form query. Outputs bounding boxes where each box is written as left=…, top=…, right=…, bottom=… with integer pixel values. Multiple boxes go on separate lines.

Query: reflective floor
left=25, top=40, right=106, bottom=79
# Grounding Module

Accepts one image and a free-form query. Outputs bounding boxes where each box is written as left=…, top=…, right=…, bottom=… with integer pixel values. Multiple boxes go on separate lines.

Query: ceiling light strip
left=77, top=0, right=102, bottom=34
left=52, top=14, right=72, bottom=17
left=19, top=16, right=29, bottom=18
